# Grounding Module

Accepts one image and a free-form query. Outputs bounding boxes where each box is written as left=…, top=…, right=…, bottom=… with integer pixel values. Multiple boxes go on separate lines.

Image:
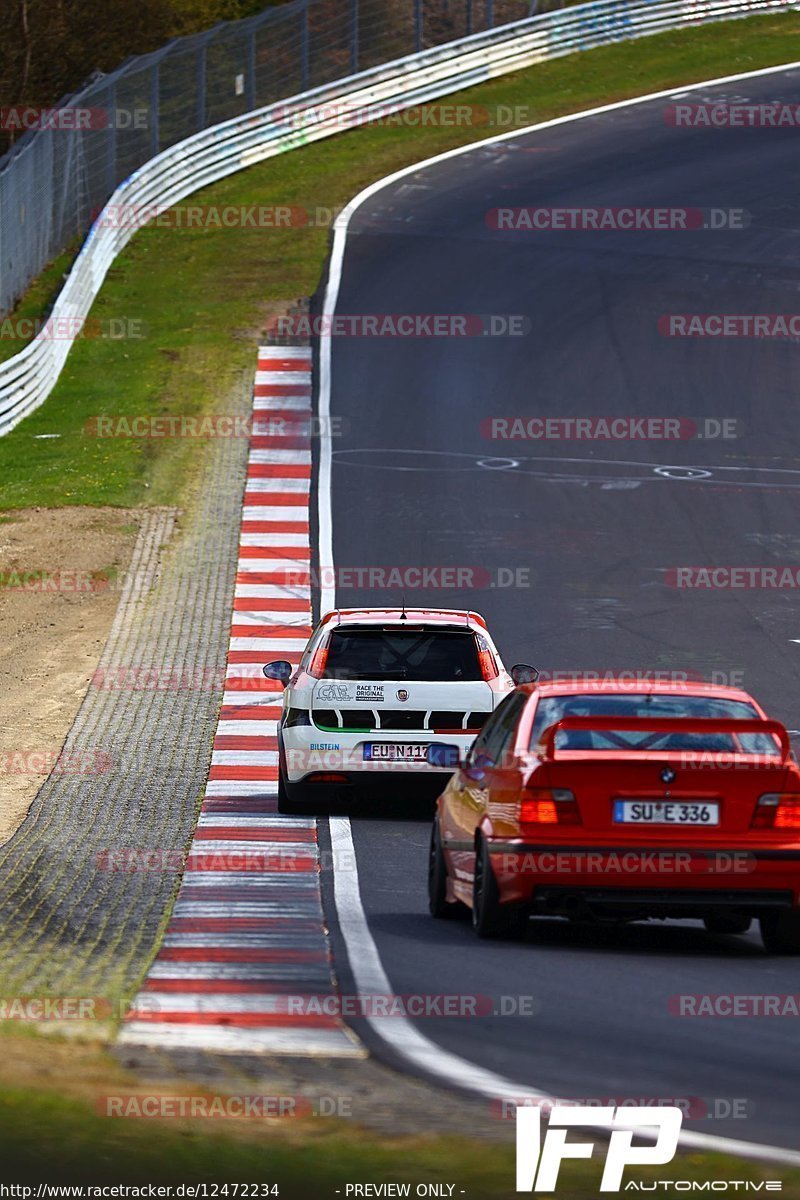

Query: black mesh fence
left=0, top=0, right=533, bottom=318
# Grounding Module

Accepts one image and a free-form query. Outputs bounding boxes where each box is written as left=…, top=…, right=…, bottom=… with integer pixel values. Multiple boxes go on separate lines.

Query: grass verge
left=0, top=12, right=798, bottom=509
left=1, top=1034, right=800, bottom=1191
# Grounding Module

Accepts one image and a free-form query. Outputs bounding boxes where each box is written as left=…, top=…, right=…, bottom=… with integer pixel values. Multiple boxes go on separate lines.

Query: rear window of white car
left=321, top=628, right=483, bottom=682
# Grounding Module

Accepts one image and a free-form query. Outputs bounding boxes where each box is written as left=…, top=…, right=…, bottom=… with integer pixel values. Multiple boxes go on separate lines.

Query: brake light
left=520, top=788, right=580, bottom=826
left=307, top=644, right=329, bottom=678
left=476, top=635, right=498, bottom=681
left=752, top=794, right=800, bottom=830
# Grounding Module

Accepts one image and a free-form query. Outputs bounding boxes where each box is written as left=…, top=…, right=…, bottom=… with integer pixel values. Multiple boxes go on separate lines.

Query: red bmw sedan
left=427, top=680, right=800, bottom=953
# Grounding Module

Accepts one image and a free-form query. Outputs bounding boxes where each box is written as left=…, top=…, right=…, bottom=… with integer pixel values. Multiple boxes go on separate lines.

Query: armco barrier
left=0, top=1, right=532, bottom=322
left=0, top=0, right=795, bottom=436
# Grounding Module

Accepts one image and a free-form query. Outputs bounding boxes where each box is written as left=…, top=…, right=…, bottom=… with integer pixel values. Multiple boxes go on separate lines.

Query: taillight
left=307, top=644, right=329, bottom=679
left=752, top=794, right=800, bottom=830
left=520, top=788, right=580, bottom=826
left=283, top=708, right=311, bottom=727
left=476, top=634, right=498, bottom=681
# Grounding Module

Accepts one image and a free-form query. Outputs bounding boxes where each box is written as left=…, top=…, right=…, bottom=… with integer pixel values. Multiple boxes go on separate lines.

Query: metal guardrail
left=0, top=2, right=534, bottom=322
left=0, top=0, right=795, bottom=436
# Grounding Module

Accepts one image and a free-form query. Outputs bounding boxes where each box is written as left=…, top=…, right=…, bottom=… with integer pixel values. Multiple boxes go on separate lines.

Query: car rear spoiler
left=537, top=716, right=791, bottom=763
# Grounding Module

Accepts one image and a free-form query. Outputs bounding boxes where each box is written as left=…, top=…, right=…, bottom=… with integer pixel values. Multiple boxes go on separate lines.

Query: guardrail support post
left=466, top=0, right=474, bottom=35
left=414, top=0, right=423, bottom=52
left=485, top=0, right=495, bottom=27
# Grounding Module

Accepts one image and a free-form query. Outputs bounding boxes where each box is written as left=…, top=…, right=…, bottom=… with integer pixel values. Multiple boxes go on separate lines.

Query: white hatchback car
left=264, top=606, right=535, bottom=813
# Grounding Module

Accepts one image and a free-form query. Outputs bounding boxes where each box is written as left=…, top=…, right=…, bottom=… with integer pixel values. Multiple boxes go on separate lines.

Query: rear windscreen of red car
left=529, top=693, right=780, bottom=754
left=322, top=629, right=483, bottom=682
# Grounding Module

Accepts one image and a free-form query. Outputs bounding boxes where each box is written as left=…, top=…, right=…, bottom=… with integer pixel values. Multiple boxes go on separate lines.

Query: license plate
left=364, top=743, right=429, bottom=762
left=614, top=800, right=719, bottom=826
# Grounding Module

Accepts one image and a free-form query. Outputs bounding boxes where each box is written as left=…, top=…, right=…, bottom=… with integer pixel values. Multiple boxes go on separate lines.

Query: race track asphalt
left=316, top=65, right=800, bottom=1150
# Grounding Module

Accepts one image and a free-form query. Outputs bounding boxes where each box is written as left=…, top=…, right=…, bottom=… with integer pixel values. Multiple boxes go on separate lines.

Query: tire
left=703, top=915, right=752, bottom=936
left=428, top=819, right=457, bottom=919
left=760, top=910, right=800, bottom=955
left=472, top=837, right=525, bottom=939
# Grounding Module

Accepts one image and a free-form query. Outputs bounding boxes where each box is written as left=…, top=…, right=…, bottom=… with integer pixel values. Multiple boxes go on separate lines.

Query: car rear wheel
left=472, top=838, right=524, bottom=939
left=428, top=818, right=458, bottom=919
left=759, top=910, right=800, bottom=955
left=277, top=771, right=310, bottom=815
left=703, top=915, right=752, bottom=936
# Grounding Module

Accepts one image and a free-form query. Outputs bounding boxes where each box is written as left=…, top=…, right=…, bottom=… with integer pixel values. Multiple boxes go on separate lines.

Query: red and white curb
left=119, top=345, right=362, bottom=1057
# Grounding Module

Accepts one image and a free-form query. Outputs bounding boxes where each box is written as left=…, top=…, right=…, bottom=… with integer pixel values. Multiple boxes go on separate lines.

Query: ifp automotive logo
left=516, top=1105, right=682, bottom=1191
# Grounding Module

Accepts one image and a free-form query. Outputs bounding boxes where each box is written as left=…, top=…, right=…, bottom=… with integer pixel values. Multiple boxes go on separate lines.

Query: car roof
left=319, top=607, right=488, bottom=630
left=524, top=678, right=756, bottom=703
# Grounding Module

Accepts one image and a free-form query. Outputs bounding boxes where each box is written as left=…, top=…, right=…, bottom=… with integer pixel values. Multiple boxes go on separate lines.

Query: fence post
left=149, top=62, right=160, bottom=157
left=106, top=81, right=117, bottom=198
left=414, top=0, right=423, bottom=51
left=301, top=0, right=310, bottom=91
left=351, top=0, right=359, bottom=73
left=197, top=41, right=207, bottom=131
left=247, top=29, right=257, bottom=109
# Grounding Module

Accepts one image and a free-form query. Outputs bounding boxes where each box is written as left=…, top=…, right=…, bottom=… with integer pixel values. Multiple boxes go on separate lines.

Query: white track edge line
left=329, top=816, right=800, bottom=1166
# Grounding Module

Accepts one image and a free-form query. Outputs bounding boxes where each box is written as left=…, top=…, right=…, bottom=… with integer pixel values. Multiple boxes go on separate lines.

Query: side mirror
left=263, top=659, right=293, bottom=686
left=511, top=663, right=539, bottom=685
left=463, top=751, right=493, bottom=782
left=426, top=742, right=462, bottom=769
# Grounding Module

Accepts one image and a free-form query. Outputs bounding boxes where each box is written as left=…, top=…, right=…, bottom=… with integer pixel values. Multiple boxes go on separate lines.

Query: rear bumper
left=282, top=726, right=471, bottom=784
left=530, top=886, right=794, bottom=920
left=485, top=841, right=800, bottom=913
left=290, top=770, right=447, bottom=801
